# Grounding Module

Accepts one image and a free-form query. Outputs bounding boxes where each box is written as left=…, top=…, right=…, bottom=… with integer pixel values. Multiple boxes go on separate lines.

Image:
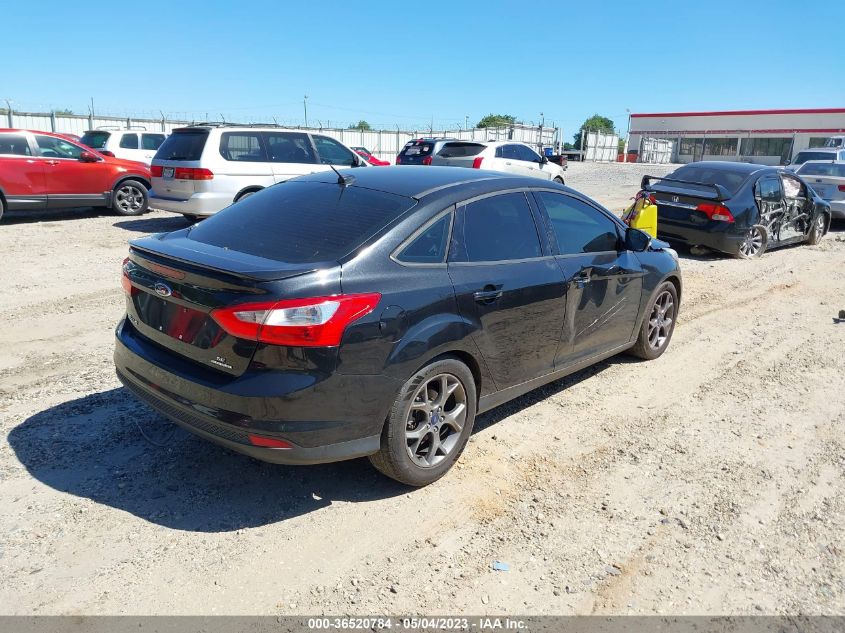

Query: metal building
left=627, top=108, right=845, bottom=165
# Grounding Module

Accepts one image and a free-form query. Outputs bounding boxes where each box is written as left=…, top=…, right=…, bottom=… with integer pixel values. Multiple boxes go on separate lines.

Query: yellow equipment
left=623, top=191, right=658, bottom=238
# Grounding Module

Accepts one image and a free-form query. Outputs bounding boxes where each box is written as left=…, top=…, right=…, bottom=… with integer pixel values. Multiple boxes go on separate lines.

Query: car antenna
left=328, top=163, right=355, bottom=186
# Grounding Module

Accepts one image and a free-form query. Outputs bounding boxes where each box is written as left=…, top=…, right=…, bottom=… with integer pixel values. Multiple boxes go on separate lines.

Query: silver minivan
left=149, top=124, right=367, bottom=219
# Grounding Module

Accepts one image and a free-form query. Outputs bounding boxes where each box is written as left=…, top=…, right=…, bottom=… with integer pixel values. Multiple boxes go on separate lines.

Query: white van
left=80, top=128, right=167, bottom=165
left=149, top=124, right=367, bottom=219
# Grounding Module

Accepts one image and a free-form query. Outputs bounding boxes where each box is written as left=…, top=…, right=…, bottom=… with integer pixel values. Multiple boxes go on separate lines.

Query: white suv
left=149, top=124, right=367, bottom=218
left=431, top=140, right=566, bottom=183
left=79, top=128, right=167, bottom=165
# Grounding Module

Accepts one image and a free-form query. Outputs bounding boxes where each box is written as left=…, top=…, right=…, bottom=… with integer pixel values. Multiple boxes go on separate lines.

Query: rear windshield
left=437, top=142, right=485, bottom=158
left=80, top=131, right=110, bottom=149
left=798, top=162, right=845, bottom=177
left=399, top=141, right=434, bottom=157
left=794, top=151, right=836, bottom=165
left=155, top=129, right=209, bottom=161
left=188, top=182, right=416, bottom=263
left=665, top=165, right=748, bottom=195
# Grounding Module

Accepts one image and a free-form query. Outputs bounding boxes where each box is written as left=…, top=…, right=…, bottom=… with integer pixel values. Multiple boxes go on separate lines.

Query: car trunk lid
left=151, top=128, right=211, bottom=200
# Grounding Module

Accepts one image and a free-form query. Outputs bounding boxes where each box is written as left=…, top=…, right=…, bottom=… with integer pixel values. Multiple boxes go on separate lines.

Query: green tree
left=573, top=114, right=615, bottom=149
left=476, top=113, right=516, bottom=129
left=349, top=120, right=371, bottom=130
left=54, top=108, right=74, bottom=115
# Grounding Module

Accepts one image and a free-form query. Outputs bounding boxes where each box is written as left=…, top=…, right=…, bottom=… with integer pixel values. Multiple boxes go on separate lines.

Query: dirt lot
left=1, top=161, right=843, bottom=616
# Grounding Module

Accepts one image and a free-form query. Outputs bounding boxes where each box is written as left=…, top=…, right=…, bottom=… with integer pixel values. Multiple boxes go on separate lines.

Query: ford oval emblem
left=154, top=282, right=172, bottom=297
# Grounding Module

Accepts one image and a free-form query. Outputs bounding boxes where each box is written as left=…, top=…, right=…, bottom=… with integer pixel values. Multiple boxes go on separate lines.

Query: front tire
left=736, top=224, right=767, bottom=259
left=807, top=213, right=826, bottom=245
left=369, top=358, right=477, bottom=486
left=553, top=176, right=565, bottom=185
left=0, top=196, right=5, bottom=223
left=628, top=281, right=678, bottom=360
left=112, top=180, right=149, bottom=216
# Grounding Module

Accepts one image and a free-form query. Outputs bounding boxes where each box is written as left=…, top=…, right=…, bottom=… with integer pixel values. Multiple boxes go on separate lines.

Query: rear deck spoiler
left=642, top=175, right=731, bottom=201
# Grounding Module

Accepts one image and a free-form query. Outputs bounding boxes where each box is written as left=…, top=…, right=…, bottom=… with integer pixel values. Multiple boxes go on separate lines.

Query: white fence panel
left=584, top=131, right=619, bottom=162
left=638, top=137, right=674, bottom=164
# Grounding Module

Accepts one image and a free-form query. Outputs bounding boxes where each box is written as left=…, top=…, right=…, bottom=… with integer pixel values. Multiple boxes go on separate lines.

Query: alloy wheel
left=115, top=185, right=144, bottom=213
left=739, top=227, right=764, bottom=258
left=405, top=373, right=467, bottom=468
left=814, top=215, right=825, bottom=239
left=647, top=290, right=675, bottom=351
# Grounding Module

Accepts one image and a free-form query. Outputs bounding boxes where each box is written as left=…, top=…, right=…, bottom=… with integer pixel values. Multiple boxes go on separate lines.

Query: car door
left=0, top=132, right=47, bottom=210
left=311, top=135, right=361, bottom=170
left=33, top=134, right=110, bottom=207
left=117, top=132, right=141, bottom=162
left=447, top=191, right=567, bottom=389
left=533, top=191, right=645, bottom=365
left=140, top=133, right=166, bottom=165
left=498, top=144, right=533, bottom=177
left=264, top=131, right=319, bottom=182
left=511, top=144, right=550, bottom=180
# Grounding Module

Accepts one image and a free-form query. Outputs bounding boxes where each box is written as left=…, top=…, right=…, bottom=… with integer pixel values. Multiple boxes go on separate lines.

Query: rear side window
left=0, top=134, right=32, bottom=155
left=155, top=130, right=208, bottom=161
left=452, top=193, right=542, bottom=262
left=667, top=165, right=747, bottom=195
left=397, top=213, right=451, bottom=264
left=537, top=192, right=619, bottom=254
left=188, top=182, right=416, bottom=263
left=437, top=142, right=485, bottom=158
left=142, top=134, right=166, bottom=150
left=265, top=132, right=315, bottom=164
left=119, top=133, right=139, bottom=149
left=220, top=132, right=266, bottom=162
left=312, top=135, right=356, bottom=166
left=80, top=131, right=110, bottom=149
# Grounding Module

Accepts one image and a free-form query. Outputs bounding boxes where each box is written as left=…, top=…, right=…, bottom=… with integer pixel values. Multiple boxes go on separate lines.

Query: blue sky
left=3, top=0, right=843, bottom=138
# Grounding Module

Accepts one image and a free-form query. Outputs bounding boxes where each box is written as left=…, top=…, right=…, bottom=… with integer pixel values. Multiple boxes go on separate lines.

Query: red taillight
left=396, top=155, right=402, bottom=164
left=695, top=202, right=735, bottom=223
left=472, top=157, right=484, bottom=169
left=247, top=434, right=292, bottom=449
left=422, top=156, right=432, bottom=166
left=211, top=293, right=381, bottom=347
left=150, top=165, right=163, bottom=177
left=838, top=185, right=845, bottom=192
left=121, top=257, right=137, bottom=297
left=100, top=150, right=115, bottom=157
left=174, top=167, right=214, bottom=180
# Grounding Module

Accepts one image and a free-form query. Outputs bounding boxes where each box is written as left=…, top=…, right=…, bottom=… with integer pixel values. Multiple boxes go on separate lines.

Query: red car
left=352, top=146, right=390, bottom=166
left=0, top=128, right=151, bottom=222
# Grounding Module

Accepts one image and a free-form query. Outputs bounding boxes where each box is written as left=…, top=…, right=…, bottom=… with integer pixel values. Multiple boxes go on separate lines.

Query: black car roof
left=295, top=166, right=562, bottom=199
left=681, top=161, right=773, bottom=175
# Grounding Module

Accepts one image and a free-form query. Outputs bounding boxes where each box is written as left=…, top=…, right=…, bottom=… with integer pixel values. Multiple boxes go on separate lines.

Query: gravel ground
left=1, top=162, right=843, bottom=615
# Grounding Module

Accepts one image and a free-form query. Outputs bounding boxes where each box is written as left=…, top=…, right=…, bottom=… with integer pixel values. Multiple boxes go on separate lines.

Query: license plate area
left=163, top=167, right=174, bottom=179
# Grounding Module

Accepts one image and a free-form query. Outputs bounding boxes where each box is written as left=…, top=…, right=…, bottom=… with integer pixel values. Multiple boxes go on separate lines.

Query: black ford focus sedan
left=115, top=167, right=681, bottom=486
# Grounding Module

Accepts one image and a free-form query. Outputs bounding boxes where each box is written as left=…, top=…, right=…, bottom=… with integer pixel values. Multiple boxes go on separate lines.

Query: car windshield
left=80, top=131, right=110, bottom=149
left=155, top=129, right=209, bottom=161
left=188, top=182, right=417, bottom=263
left=665, top=165, right=748, bottom=195
left=798, top=162, right=845, bottom=177
left=794, top=151, right=836, bottom=164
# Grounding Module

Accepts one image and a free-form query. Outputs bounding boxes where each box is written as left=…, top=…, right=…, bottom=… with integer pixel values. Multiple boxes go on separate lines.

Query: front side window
left=511, top=144, right=540, bottom=162
left=35, top=135, right=85, bottom=159
left=312, top=135, right=356, bottom=166
left=397, top=213, right=451, bottom=264
left=219, top=132, right=266, bottom=162
left=141, top=134, right=166, bottom=150
left=119, top=133, right=139, bottom=149
left=537, top=192, right=619, bottom=255
left=756, top=176, right=782, bottom=200
left=265, top=132, right=316, bottom=164
left=0, top=134, right=32, bottom=156
left=452, top=193, right=542, bottom=262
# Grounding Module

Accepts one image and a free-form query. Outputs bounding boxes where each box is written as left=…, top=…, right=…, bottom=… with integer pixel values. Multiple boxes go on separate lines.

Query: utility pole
left=622, top=108, right=631, bottom=161
left=303, top=95, right=308, bottom=128
left=465, top=115, right=469, bottom=130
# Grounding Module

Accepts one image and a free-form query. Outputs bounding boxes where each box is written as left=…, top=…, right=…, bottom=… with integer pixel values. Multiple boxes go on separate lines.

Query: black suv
left=395, top=137, right=458, bottom=165
left=116, top=167, right=682, bottom=486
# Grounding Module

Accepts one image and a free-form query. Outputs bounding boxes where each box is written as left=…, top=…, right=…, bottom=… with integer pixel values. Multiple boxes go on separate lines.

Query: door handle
left=505, top=161, right=512, bottom=165
left=45, top=160, right=60, bottom=166
left=473, top=285, right=503, bottom=304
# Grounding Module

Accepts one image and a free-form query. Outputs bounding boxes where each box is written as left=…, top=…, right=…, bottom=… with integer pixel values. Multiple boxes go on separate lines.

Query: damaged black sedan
left=644, top=162, right=831, bottom=259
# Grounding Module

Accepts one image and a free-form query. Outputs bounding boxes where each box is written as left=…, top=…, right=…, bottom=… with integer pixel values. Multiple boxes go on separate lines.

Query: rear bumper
left=114, top=319, right=400, bottom=465
left=149, top=190, right=232, bottom=216
left=657, top=223, right=746, bottom=256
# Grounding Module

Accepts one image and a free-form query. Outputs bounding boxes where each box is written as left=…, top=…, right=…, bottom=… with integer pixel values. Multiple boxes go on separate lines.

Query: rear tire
left=807, top=213, right=826, bottom=245
left=183, top=214, right=201, bottom=223
left=112, top=180, right=148, bottom=216
left=235, top=190, right=259, bottom=203
left=0, top=196, right=5, bottom=223
left=553, top=176, right=565, bottom=185
left=369, top=358, right=477, bottom=487
left=736, top=224, right=767, bottom=259
left=628, top=281, right=678, bottom=361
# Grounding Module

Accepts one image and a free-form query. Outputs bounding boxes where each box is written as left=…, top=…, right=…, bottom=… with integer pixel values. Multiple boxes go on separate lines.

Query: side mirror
left=784, top=159, right=791, bottom=166
left=79, top=151, right=98, bottom=163
left=539, top=155, right=549, bottom=164
left=625, top=227, right=652, bottom=252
